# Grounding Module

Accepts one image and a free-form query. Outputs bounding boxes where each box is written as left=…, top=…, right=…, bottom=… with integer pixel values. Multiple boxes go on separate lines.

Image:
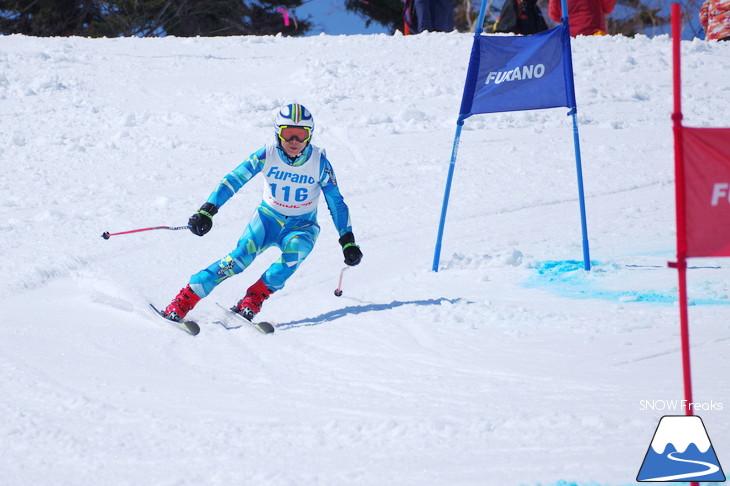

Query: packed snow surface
left=1, top=31, right=729, bottom=486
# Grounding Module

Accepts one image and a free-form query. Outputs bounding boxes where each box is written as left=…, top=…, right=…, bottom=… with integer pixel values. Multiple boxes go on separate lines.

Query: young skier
left=162, top=103, right=363, bottom=322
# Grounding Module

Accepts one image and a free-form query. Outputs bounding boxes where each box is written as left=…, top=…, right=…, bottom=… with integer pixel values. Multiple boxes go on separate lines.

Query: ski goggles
left=278, top=126, right=312, bottom=143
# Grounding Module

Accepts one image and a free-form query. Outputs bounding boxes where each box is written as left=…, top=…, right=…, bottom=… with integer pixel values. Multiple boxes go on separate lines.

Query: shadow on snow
left=275, top=297, right=467, bottom=330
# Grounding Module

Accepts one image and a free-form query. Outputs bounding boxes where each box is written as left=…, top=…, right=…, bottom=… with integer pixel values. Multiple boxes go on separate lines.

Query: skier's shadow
left=275, top=297, right=467, bottom=330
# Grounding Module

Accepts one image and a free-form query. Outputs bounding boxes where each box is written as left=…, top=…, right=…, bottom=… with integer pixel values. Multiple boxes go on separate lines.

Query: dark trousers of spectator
left=414, top=0, right=455, bottom=32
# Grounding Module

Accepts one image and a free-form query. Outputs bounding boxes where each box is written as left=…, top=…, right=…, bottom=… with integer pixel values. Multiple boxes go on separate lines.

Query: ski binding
left=149, top=303, right=201, bottom=336
left=214, top=303, right=275, bottom=334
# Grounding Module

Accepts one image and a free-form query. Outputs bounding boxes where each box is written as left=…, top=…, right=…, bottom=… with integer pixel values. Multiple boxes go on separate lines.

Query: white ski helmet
left=274, top=103, right=314, bottom=143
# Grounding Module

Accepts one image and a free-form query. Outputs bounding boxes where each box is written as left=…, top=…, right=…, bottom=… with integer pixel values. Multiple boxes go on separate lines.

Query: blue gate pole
left=432, top=0, right=489, bottom=272
left=570, top=108, right=591, bottom=271
left=433, top=118, right=465, bottom=271
left=560, top=0, right=591, bottom=271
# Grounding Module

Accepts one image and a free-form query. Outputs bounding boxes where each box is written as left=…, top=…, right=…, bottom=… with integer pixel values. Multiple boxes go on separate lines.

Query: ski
left=214, top=303, right=275, bottom=334
left=149, top=303, right=201, bottom=336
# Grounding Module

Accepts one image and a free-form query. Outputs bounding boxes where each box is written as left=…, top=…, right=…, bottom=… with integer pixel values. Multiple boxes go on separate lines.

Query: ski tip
left=257, top=322, right=275, bottom=334
left=185, top=321, right=201, bottom=336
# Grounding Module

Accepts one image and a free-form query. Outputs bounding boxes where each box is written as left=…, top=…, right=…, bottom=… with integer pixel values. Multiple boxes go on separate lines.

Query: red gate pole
left=669, top=16, right=696, bottom=486
left=670, top=1, right=693, bottom=413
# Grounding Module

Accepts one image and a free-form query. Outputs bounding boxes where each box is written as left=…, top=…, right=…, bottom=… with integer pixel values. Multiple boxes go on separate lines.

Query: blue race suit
left=188, top=142, right=352, bottom=298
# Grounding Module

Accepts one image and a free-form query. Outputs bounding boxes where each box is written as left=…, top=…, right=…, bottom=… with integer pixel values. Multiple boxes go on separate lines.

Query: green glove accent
left=188, top=203, right=218, bottom=236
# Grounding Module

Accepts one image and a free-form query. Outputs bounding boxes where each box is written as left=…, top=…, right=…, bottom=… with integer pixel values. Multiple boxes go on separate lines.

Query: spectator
left=414, top=0, right=454, bottom=32
left=494, top=0, right=549, bottom=35
left=700, top=0, right=730, bottom=41
left=548, top=0, right=616, bottom=36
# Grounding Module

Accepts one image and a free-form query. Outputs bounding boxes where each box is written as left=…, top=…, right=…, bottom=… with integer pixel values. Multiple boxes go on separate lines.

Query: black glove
left=188, top=202, right=217, bottom=236
left=339, top=232, right=363, bottom=266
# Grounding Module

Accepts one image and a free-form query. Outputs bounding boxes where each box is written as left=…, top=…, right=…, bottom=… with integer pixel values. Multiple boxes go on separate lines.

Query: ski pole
left=334, top=266, right=349, bottom=297
left=101, top=225, right=190, bottom=240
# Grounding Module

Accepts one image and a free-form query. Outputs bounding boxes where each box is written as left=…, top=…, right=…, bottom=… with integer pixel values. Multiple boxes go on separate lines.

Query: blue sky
left=293, top=0, right=392, bottom=35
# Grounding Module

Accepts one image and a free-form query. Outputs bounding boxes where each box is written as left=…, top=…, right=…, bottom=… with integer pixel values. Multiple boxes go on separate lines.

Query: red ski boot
left=164, top=285, right=201, bottom=321
left=233, top=279, right=273, bottom=321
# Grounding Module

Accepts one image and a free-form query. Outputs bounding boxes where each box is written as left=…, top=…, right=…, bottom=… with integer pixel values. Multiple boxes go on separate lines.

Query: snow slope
left=1, top=32, right=729, bottom=486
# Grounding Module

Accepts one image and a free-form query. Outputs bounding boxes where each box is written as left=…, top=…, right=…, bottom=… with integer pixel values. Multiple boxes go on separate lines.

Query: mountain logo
left=637, top=415, right=725, bottom=482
